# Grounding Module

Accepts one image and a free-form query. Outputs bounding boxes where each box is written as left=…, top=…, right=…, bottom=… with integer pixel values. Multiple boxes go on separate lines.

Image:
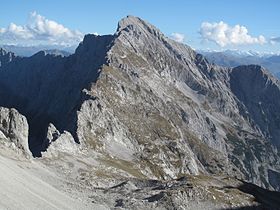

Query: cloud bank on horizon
left=0, top=11, right=278, bottom=51
left=199, top=21, right=266, bottom=47
left=0, top=12, right=83, bottom=46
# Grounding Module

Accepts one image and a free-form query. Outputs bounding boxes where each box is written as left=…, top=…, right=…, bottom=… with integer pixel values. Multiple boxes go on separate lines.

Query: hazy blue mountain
left=199, top=50, right=280, bottom=78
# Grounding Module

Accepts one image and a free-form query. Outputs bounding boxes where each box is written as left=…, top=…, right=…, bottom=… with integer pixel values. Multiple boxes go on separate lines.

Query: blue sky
left=0, top=0, right=279, bottom=52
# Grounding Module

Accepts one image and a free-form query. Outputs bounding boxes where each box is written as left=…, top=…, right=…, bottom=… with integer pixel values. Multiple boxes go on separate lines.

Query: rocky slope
left=0, top=16, right=280, bottom=209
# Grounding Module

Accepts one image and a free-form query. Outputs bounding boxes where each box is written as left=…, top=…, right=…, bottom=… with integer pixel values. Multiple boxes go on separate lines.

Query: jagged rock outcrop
left=0, top=48, right=17, bottom=67
left=0, top=107, right=31, bottom=156
left=42, top=123, right=78, bottom=157
left=0, top=16, right=279, bottom=193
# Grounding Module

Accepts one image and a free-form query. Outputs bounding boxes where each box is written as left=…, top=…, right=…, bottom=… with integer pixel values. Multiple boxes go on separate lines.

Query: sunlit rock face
left=0, top=107, right=31, bottom=157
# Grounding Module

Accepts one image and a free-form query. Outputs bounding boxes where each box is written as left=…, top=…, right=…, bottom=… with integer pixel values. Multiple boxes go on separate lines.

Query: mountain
left=0, top=45, right=75, bottom=57
left=41, top=49, right=72, bottom=57
left=200, top=50, right=280, bottom=79
left=0, top=16, right=280, bottom=209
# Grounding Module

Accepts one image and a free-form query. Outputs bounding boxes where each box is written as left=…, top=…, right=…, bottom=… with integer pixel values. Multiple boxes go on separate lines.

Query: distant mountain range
left=0, top=44, right=76, bottom=57
left=199, top=50, right=280, bottom=79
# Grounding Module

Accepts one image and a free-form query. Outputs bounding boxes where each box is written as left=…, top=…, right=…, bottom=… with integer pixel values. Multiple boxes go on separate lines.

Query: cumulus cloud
left=0, top=11, right=83, bottom=46
left=171, top=33, right=185, bottom=43
left=199, top=21, right=266, bottom=47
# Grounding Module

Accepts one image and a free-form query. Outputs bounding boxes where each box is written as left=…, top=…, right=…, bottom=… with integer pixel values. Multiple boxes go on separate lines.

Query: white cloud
left=0, top=11, right=83, bottom=46
left=171, top=33, right=185, bottom=43
left=199, top=21, right=266, bottom=47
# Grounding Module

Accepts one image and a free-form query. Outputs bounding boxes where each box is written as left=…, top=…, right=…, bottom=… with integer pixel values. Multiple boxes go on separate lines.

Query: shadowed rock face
left=230, top=65, right=280, bottom=146
left=0, top=35, right=114, bottom=156
left=0, top=16, right=279, bottom=192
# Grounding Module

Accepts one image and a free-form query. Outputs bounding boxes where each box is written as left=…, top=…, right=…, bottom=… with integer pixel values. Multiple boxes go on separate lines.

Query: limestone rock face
left=0, top=107, right=30, bottom=156
left=42, top=133, right=78, bottom=158
left=0, top=16, right=279, bottom=191
left=46, top=123, right=61, bottom=144
left=42, top=123, right=78, bottom=157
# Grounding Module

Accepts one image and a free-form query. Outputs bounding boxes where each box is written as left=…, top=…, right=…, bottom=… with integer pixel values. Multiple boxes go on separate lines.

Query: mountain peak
left=117, top=15, right=143, bottom=31
left=116, top=15, right=164, bottom=38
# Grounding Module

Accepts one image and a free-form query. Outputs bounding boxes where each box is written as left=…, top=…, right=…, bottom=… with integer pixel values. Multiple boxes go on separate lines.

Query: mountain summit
left=0, top=16, right=280, bottom=209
